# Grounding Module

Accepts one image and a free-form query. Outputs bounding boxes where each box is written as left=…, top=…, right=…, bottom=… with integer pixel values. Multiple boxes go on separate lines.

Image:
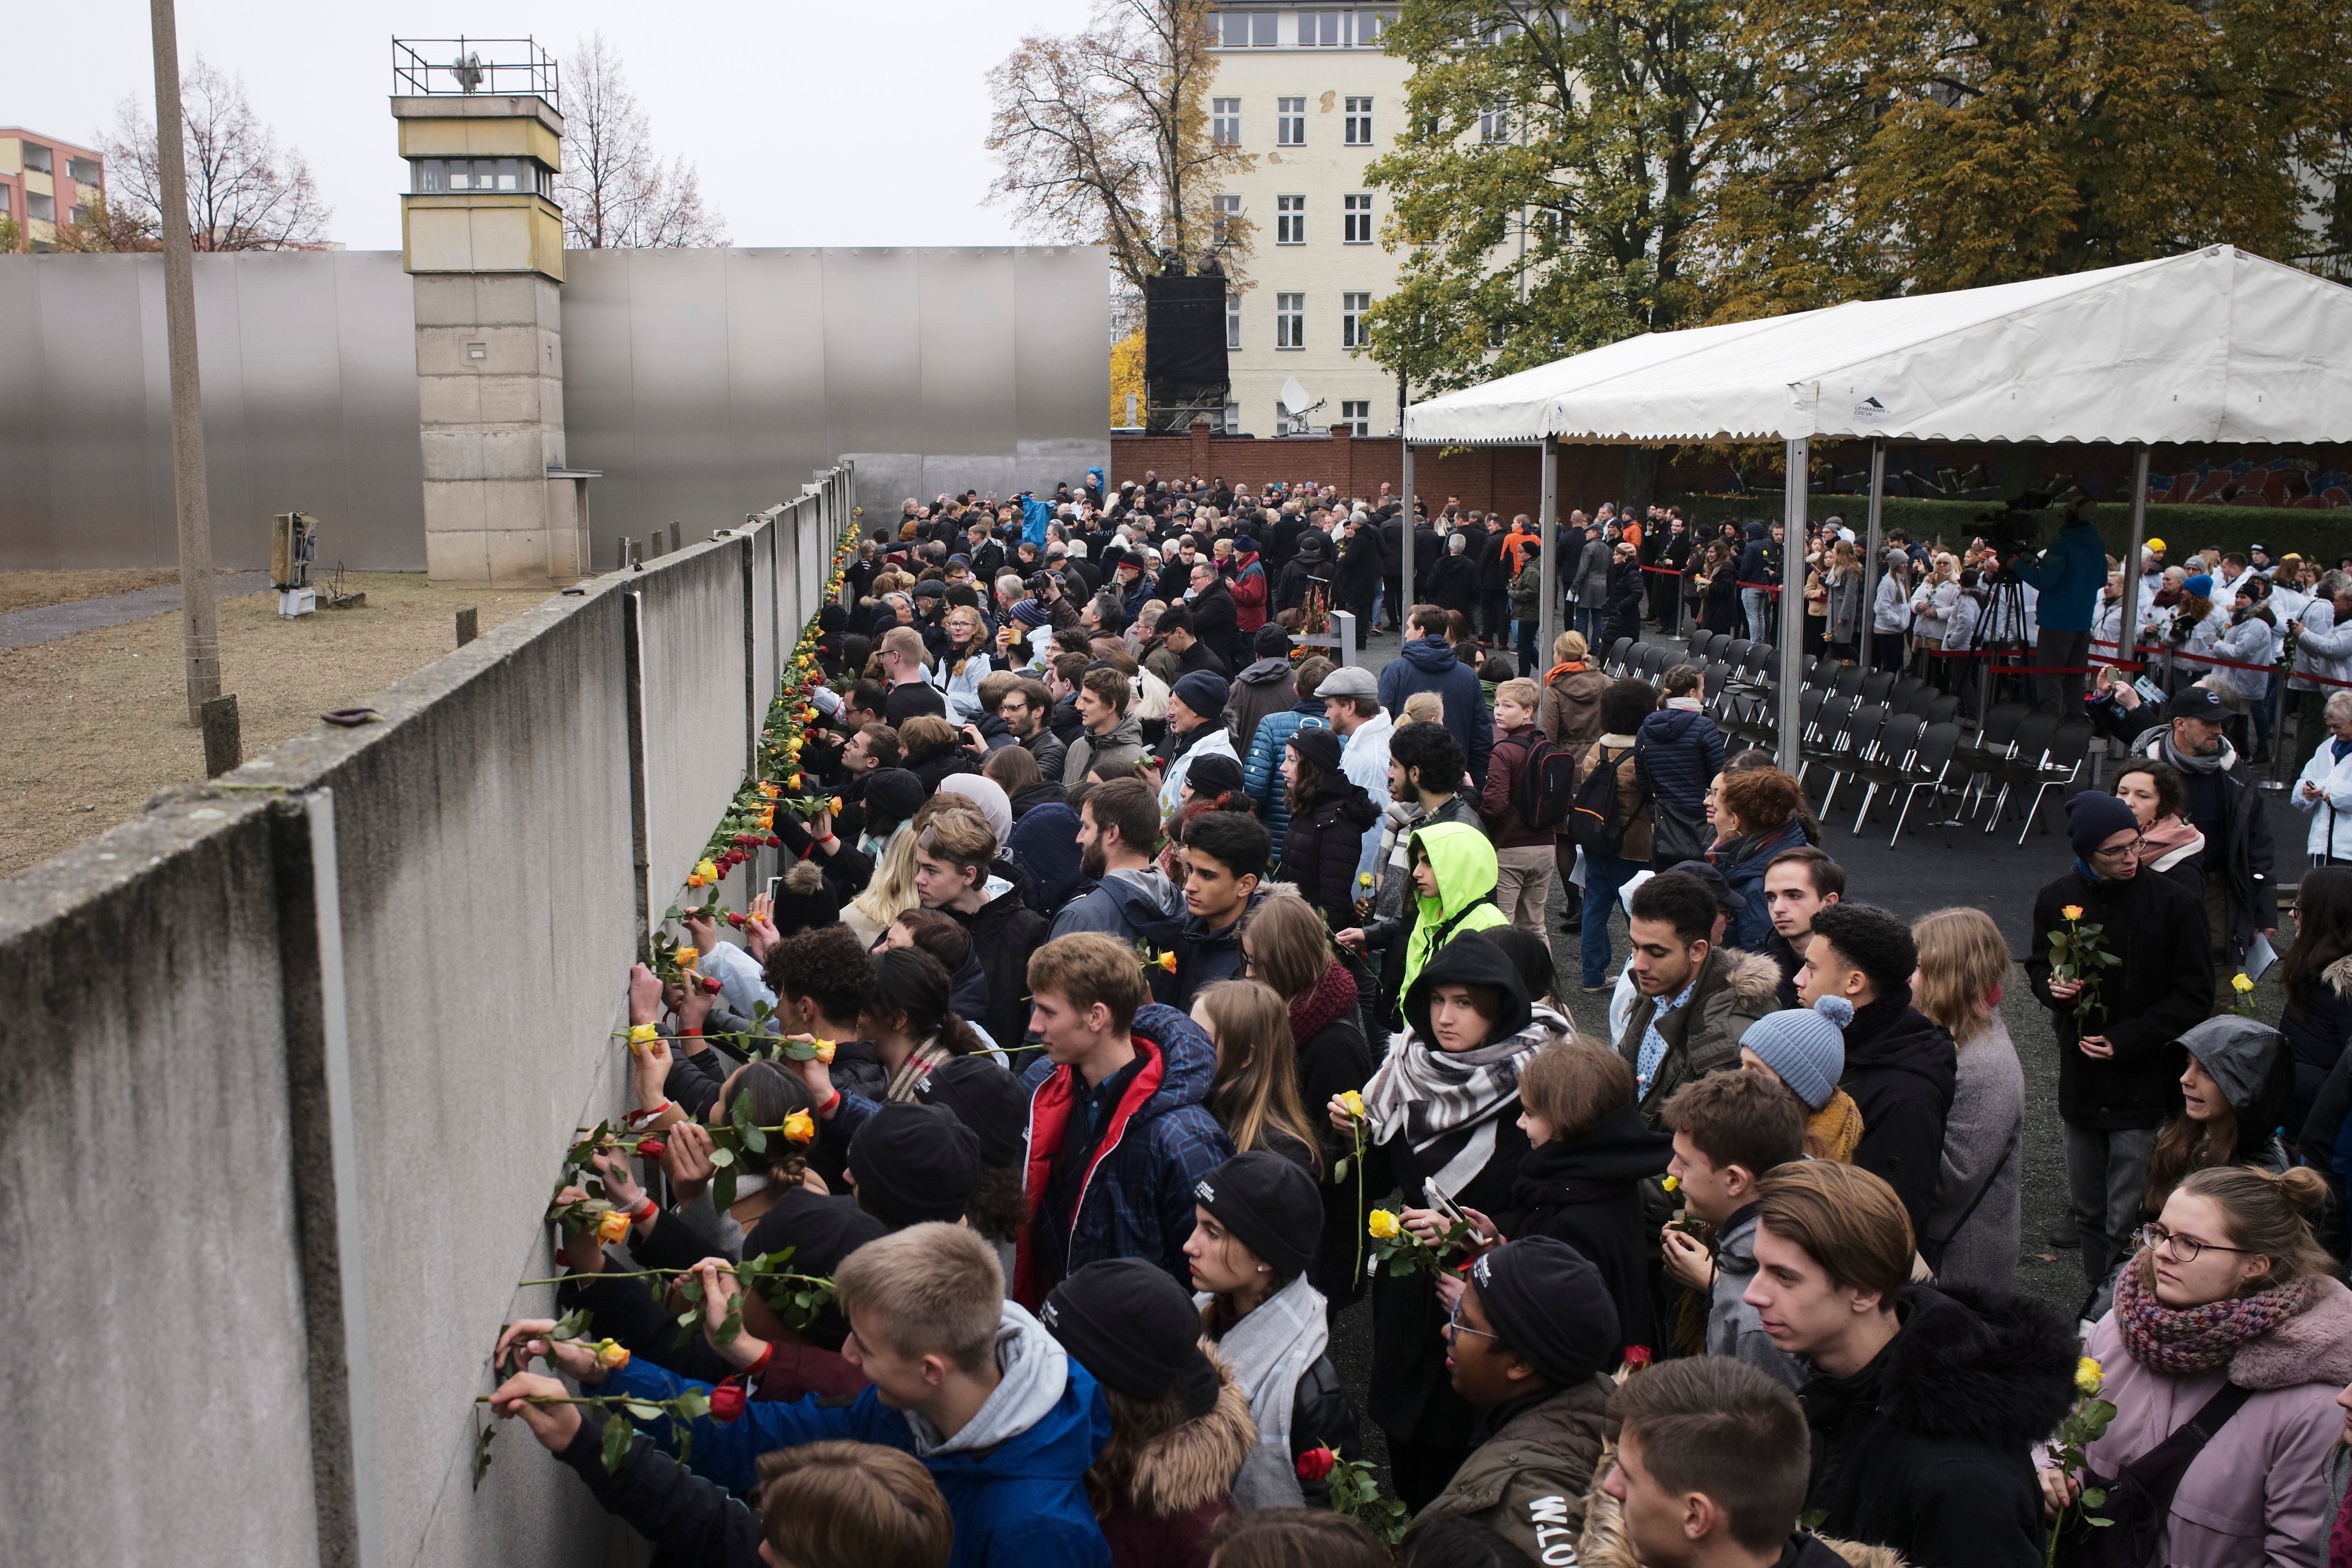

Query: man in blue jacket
left=519, top=1222, right=1112, bottom=1568
left=1376, top=603, right=1494, bottom=786
left=2006, top=497, right=2109, bottom=713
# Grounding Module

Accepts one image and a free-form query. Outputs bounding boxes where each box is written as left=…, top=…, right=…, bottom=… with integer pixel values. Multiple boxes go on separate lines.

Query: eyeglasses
left=2093, top=838, right=2149, bottom=862
left=1445, top=1301, right=1497, bottom=1342
left=2137, top=1222, right=2254, bottom=1264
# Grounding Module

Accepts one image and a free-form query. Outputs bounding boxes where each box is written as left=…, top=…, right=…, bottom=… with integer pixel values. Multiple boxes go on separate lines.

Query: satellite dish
left=453, top=52, right=484, bottom=92
left=1278, top=377, right=1313, bottom=416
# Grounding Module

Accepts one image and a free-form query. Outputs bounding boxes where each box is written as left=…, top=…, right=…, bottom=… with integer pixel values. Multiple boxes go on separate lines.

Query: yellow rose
left=674, top=946, right=698, bottom=968
left=1661, top=1175, right=1681, bottom=1192
left=788, top=773, right=804, bottom=791
left=813, top=1038, right=836, bottom=1065
left=686, top=874, right=704, bottom=889
left=1367, top=1209, right=1402, bottom=1240
left=1339, top=1090, right=1367, bottom=1120
left=627, top=1022, right=659, bottom=1055
left=1358, top=872, right=1373, bottom=887
left=2060, top=904, right=2084, bottom=922
left=1158, top=951, right=1178, bottom=973
left=597, top=1339, right=632, bottom=1370
left=782, top=1110, right=817, bottom=1144
left=597, top=1210, right=631, bottom=1243
left=2232, top=972, right=2254, bottom=993
left=2074, top=1356, right=2101, bottom=1394
left=831, top=796, right=845, bottom=814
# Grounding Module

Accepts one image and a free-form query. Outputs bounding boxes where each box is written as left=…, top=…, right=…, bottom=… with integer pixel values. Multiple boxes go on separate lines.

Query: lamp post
left=149, top=0, right=219, bottom=723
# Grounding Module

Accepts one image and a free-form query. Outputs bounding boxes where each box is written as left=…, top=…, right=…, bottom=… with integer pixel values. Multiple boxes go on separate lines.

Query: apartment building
left=1206, top=4, right=1406, bottom=439
left=0, top=129, right=105, bottom=251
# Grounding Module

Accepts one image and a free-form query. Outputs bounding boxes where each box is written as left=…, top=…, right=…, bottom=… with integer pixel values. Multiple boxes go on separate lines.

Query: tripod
left=1969, top=572, right=2035, bottom=721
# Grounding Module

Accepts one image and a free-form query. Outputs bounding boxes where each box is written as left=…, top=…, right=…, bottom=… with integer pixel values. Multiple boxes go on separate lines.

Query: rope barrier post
left=1538, top=435, right=1558, bottom=671
left=1860, top=439, right=1885, bottom=669
left=1778, top=436, right=1809, bottom=771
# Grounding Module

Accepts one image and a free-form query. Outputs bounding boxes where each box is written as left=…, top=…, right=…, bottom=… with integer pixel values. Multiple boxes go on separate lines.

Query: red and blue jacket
left=1014, top=1002, right=1234, bottom=1307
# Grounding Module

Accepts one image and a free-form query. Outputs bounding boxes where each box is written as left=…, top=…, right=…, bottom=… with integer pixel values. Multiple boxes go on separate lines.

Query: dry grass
left=0, top=573, right=551, bottom=878
left=0, top=568, right=189, bottom=614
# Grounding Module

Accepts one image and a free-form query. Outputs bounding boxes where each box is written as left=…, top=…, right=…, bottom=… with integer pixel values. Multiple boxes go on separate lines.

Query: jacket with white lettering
left=1403, top=1376, right=1610, bottom=1567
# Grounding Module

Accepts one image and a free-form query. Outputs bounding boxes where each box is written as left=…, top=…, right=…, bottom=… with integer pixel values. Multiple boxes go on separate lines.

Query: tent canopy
left=1404, top=246, right=2352, bottom=449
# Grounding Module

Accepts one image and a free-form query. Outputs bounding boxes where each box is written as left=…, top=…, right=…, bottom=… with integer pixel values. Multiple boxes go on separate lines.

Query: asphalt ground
left=1322, top=616, right=2304, bottom=1475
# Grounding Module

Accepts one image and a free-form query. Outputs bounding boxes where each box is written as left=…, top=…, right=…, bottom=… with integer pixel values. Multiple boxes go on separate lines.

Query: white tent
left=1397, top=246, right=2352, bottom=769
left=1405, top=245, right=2352, bottom=447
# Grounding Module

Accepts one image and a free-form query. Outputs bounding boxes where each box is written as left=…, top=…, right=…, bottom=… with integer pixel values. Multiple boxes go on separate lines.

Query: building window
left=1361, top=11, right=1394, bottom=43
left=1277, top=98, right=1306, bottom=145
left=1221, top=10, right=1278, bottom=46
left=1226, top=292, right=1242, bottom=350
left=1276, top=293, right=1304, bottom=349
left=67, top=156, right=101, bottom=185
left=1212, top=98, right=1241, bottom=146
left=68, top=205, right=88, bottom=226
left=27, top=191, right=54, bottom=221
left=1344, top=193, right=1373, bottom=243
left=1340, top=399, right=1370, bottom=434
left=20, top=143, right=51, bottom=174
left=1212, top=193, right=1241, bottom=244
left=1480, top=104, right=1511, bottom=142
left=1345, top=97, right=1373, bottom=144
left=1301, top=10, right=1342, bottom=45
left=412, top=157, right=554, bottom=197
left=0, top=185, right=11, bottom=215
left=1343, top=292, right=1371, bottom=346
left=1276, top=195, right=1305, bottom=244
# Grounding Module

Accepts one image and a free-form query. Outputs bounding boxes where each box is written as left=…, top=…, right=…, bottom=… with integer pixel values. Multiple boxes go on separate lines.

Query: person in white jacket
left=2287, top=570, right=2352, bottom=777
left=1870, top=549, right=1913, bottom=673
left=2292, top=689, right=2352, bottom=865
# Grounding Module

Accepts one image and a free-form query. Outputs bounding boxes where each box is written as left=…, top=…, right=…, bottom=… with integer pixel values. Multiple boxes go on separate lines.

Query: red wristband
left=682, top=1026, right=702, bottom=1037
left=819, top=1089, right=842, bottom=1117
left=746, top=1341, right=776, bottom=1380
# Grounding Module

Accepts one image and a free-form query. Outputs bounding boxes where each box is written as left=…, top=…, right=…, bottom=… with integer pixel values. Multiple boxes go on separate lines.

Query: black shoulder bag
left=2053, top=1379, right=2257, bottom=1568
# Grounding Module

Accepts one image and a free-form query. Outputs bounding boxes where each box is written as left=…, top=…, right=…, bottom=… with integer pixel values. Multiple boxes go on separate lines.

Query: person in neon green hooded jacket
left=1397, top=820, right=1510, bottom=1002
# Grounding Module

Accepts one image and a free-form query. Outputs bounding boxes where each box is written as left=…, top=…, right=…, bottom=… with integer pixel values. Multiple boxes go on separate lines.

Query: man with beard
left=1050, top=777, right=1186, bottom=950
left=998, top=676, right=1066, bottom=783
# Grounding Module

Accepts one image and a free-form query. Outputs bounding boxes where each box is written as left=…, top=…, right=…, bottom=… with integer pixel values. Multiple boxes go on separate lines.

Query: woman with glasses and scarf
left=2025, top=791, right=2216, bottom=1295
left=2034, top=1165, right=2352, bottom=1568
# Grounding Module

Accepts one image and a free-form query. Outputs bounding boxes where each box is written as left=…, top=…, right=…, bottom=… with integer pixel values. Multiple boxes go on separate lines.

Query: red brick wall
left=1109, top=429, right=1627, bottom=518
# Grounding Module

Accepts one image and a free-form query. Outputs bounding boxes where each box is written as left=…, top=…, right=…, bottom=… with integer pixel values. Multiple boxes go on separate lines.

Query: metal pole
left=1398, top=372, right=1414, bottom=625
left=2120, top=444, right=2148, bottom=684
left=1538, top=435, right=1558, bottom=668
left=1777, top=437, right=1809, bottom=770
left=151, top=0, right=218, bottom=723
left=1860, top=439, right=1886, bottom=668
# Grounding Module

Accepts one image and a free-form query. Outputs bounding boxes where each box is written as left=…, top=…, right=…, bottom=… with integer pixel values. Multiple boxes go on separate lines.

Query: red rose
left=1622, top=1345, right=1653, bottom=1371
left=702, top=976, right=722, bottom=995
left=709, top=1383, right=747, bottom=1423
left=727, top=912, right=746, bottom=928
left=635, top=1139, right=666, bottom=1158
left=1295, top=1446, right=1337, bottom=1482
left=765, top=835, right=782, bottom=848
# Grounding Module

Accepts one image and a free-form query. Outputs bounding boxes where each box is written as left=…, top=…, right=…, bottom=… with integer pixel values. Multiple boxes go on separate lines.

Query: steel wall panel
left=918, top=249, right=1019, bottom=454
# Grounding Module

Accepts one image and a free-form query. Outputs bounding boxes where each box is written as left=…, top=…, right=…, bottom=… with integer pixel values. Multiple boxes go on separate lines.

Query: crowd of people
left=480, top=473, right=2352, bottom=1568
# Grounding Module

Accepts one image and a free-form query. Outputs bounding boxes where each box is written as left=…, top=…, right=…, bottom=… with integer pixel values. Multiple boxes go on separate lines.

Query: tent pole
left=1778, top=437, right=1809, bottom=770
left=1538, top=436, right=1558, bottom=670
left=1860, top=439, right=1886, bottom=668
left=2120, top=444, right=2148, bottom=691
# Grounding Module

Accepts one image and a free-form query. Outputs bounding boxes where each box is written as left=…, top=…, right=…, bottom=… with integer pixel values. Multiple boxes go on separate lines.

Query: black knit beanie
left=1041, top=1258, right=1222, bottom=1419
left=846, top=1103, right=981, bottom=1228
left=1193, top=1151, right=1319, bottom=1279
left=1469, top=1236, right=1618, bottom=1389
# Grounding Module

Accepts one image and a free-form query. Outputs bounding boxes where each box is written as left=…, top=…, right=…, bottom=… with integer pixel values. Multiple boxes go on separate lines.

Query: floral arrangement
left=2048, top=903, right=2119, bottom=1030
left=1366, top=1206, right=1474, bottom=1280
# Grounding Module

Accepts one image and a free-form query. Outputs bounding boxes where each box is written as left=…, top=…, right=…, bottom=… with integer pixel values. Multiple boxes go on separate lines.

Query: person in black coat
left=1189, top=569, right=1248, bottom=673
left=1601, top=549, right=1645, bottom=649
left=1794, top=904, right=1958, bottom=1240
left=1475, top=518, right=1515, bottom=643
left=1274, top=727, right=1382, bottom=931
left=1379, top=511, right=1407, bottom=632
left=1337, top=513, right=1385, bottom=631
left=2023, top=791, right=2215, bottom=1286
left=1423, top=533, right=1481, bottom=622
left=2279, top=866, right=2352, bottom=1144
left=1275, top=532, right=1332, bottom=616
left=1485, top=1040, right=1672, bottom=1362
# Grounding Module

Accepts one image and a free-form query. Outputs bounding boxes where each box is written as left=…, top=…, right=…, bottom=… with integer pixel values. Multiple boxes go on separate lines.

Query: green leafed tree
left=1700, top=0, right=2352, bottom=316
left=1361, top=0, right=1750, bottom=398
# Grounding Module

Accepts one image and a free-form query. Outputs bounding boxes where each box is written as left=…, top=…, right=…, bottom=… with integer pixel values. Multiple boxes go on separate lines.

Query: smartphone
left=766, top=875, right=781, bottom=903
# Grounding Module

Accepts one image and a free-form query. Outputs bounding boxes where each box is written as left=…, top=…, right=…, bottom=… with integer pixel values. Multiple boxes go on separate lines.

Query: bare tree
left=103, top=58, right=333, bottom=250
left=557, top=32, right=728, bottom=250
left=985, top=0, right=1253, bottom=296
left=53, top=192, right=161, bottom=253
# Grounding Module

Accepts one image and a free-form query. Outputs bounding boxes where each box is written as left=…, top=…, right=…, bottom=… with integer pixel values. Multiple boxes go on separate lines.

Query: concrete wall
left=1108, top=428, right=1628, bottom=516
left=0, top=467, right=850, bottom=1568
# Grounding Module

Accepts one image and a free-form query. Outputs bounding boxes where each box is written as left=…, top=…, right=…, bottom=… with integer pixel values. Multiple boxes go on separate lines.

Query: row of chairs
left=1593, top=633, right=2094, bottom=849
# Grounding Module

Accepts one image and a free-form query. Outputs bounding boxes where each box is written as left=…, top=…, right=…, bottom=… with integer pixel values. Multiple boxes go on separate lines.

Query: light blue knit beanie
left=1737, top=996, right=1852, bottom=1110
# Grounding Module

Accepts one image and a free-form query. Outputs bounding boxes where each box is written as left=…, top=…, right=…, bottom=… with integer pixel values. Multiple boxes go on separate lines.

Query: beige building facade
left=1207, top=4, right=1406, bottom=441
left=0, top=129, right=104, bottom=251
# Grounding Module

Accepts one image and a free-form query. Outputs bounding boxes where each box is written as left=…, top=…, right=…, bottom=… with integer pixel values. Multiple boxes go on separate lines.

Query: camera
left=1971, top=489, right=2058, bottom=577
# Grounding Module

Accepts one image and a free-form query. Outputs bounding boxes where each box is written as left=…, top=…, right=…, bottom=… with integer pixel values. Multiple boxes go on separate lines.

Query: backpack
left=1568, top=744, right=1630, bottom=856
left=1506, top=734, right=1580, bottom=831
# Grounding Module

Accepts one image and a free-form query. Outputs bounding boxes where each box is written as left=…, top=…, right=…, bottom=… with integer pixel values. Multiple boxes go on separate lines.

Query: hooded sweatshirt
left=1051, top=864, right=1187, bottom=946
left=1377, top=636, right=1495, bottom=786
left=1065, top=709, right=1148, bottom=788
left=1707, top=1207, right=1806, bottom=1389
left=599, top=1302, right=1114, bottom=1568
left=1398, top=822, right=1510, bottom=1003
left=1836, top=987, right=1958, bottom=1239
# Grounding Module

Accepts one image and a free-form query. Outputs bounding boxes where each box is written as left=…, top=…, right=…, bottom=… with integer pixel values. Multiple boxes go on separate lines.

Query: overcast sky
left=0, top=0, right=1098, bottom=250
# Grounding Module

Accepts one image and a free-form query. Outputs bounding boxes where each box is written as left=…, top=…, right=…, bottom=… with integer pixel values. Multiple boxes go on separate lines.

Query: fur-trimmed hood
left=1717, top=947, right=1789, bottom=1012
left=2230, top=1274, right=2352, bottom=1391
left=2323, top=953, right=2352, bottom=1001
left=1828, top=1284, right=2078, bottom=1452
left=1093, top=1349, right=1258, bottom=1520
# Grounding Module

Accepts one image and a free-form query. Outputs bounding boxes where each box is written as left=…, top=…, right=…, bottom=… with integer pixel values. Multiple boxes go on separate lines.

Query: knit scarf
left=1546, top=660, right=1588, bottom=683
left=1200, top=1274, right=1327, bottom=1511
left=1361, top=1016, right=1552, bottom=1197
left=2154, top=727, right=2235, bottom=777
left=2115, top=1257, right=2320, bottom=1375
left=1289, top=958, right=1357, bottom=1048
left=885, top=1038, right=957, bottom=1102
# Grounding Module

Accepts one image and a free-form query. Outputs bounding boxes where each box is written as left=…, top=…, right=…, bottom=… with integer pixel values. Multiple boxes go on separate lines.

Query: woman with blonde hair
left=932, top=603, right=991, bottom=720
left=1192, top=978, right=1325, bottom=1176
left=2035, top=1165, right=2352, bottom=1568
left=1824, top=539, right=1863, bottom=661
left=1912, top=907, right=2026, bottom=1291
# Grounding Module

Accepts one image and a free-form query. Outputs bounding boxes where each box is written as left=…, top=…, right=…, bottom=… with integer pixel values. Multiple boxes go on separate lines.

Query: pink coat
left=2039, top=1278, right=2352, bottom=1568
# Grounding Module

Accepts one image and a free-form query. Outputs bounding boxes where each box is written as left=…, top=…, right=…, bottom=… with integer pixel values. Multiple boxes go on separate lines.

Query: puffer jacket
left=1801, top=1284, right=2077, bottom=1568
left=1230, top=560, right=1268, bottom=635
left=2041, top=1279, right=2352, bottom=1568
left=1407, top=1377, right=1613, bottom=1563
left=1378, top=635, right=1495, bottom=787
left=1015, top=1003, right=1236, bottom=1305
left=1499, top=1107, right=1674, bottom=1361
left=1616, top=946, right=1783, bottom=1126
left=1711, top=817, right=1810, bottom=952
left=2291, top=741, right=2352, bottom=865
left=1275, top=778, right=1381, bottom=930
left=1243, top=699, right=1329, bottom=863
left=1634, top=704, right=1725, bottom=819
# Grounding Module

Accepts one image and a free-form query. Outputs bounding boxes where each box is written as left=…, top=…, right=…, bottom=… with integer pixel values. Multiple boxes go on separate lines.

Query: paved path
left=0, top=572, right=273, bottom=651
